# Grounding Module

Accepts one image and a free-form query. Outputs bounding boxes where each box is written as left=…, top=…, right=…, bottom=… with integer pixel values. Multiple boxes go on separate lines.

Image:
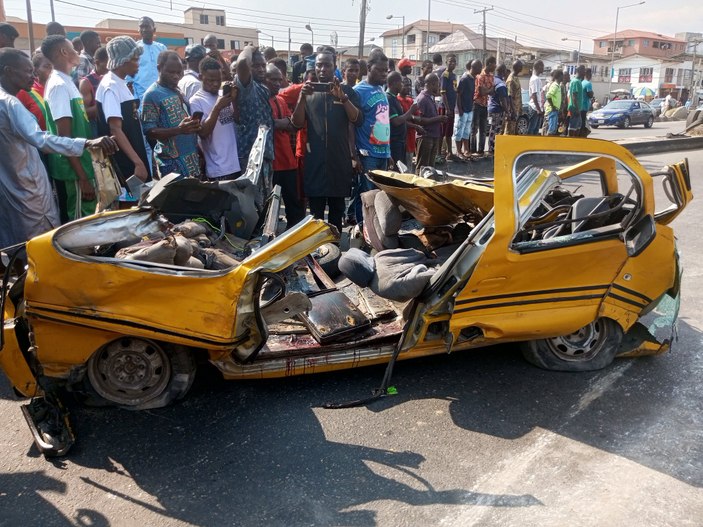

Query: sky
left=4, top=0, right=702, bottom=54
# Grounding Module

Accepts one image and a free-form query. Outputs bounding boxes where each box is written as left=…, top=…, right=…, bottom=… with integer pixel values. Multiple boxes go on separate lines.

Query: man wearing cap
left=130, top=17, right=167, bottom=101
left=179, top=44, right=207, bottom=102
left=0, top=23, right=19, bottom=48
left=0, top=48, right=117, bottom=248
left=398, top=58, right=414, bottom=99
left=96, top=36, right=151, bottom=183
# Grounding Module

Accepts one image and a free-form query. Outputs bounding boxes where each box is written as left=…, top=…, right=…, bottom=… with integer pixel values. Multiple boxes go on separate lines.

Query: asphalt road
left=1, top=148, right=701, bottom=526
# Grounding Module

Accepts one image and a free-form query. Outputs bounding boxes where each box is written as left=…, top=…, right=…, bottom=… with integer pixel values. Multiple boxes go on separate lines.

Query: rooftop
left=595, top=29, right=686, bottom=43
left=381, top=20, right=475, bottom=38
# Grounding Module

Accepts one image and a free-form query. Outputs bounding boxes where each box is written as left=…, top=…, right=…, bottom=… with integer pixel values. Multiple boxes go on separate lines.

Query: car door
left=399, top=136, right=650, bottom=353
left=630, top=101, right=641, bottom=124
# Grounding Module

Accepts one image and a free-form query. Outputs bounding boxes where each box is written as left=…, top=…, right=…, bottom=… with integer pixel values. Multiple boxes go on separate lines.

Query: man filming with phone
left=292, top=50, right=362, bottom=232
left=189, top=57, right=240, bottom=180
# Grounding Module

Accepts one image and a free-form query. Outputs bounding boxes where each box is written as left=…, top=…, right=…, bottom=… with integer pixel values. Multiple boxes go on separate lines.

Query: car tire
left=313, top=242, right=342, bottom=278
left=521, top=318, right=623, bottom=372
left=591, top=124, right=599, bottom=129
left=86, top=338, right=196, bottom=410
left=622, top=116, right=631, bottom=128
left=644, top=116, right=654, bottom=128
left=516, top=116, right=529, bottom=135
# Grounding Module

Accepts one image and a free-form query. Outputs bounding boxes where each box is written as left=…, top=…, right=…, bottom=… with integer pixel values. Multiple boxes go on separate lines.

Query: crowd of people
left=0, top=16, right=596, bottom=251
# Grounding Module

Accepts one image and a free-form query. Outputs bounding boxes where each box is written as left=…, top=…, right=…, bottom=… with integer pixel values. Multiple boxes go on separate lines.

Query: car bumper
left=588, top=115, right=626, bottom=126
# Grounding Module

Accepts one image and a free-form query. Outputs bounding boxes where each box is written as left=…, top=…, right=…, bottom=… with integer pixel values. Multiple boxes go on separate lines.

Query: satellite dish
left=331, top=31, right=338, bottom=47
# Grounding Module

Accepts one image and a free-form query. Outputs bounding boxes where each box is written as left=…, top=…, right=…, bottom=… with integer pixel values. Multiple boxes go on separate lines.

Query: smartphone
left=192, top=111, right=204, bottom=121
left=222, top=83, right=232, bottom=97
left=311, top=82, right=332, bottom=93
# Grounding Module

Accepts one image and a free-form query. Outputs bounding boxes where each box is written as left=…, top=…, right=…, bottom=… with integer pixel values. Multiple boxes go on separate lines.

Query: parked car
left=517, top=89, right=530, bottom=134
left=1, top=136, right=692, bottom=456
left=648, top=98, right=665, bottom=117
left=588, top=100, right=655, bottom=128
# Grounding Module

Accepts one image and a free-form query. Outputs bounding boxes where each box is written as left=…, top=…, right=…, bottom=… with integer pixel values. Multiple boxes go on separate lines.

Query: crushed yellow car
left=0, top=136, right=691, bottom=456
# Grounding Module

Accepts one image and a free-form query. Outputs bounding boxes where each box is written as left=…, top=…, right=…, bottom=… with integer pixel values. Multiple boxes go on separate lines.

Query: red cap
left=398, top=58, right=415, bottom=69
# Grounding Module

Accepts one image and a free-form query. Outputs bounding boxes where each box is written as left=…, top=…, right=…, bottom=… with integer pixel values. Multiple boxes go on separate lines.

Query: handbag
left=89, top=147, right=121, bottom=213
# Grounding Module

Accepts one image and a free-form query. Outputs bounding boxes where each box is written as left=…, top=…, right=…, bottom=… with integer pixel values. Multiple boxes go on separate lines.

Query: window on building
left=216, top=38, right=225, bottom=50
left=230, top=40, right=240, bottom=50
left=428, top=35, right=437, bottom=44
left=618, top=68, right=631, bottom=83
left=599, top=41, right=606, bottom=48
left=216, top=15, right=225, bottom=26
left=407, top=34, right=416, bottom=44
left=643, top=40, right=649, bottom=47
left=392, top=38, right=398, bottom=46
left=653, top=41, right=660, bottom=49
left=684, top=70, right=692, bottom=83
left=628, top=39, right=635, bottom=46
left=665, top=67, right=674, bottom=83
left=676, top=68, right=683, bottom=85
left=200, top=14, right=209, bottom=24
left=409, top=54, right=415, bottom=60
left=638, top=67, right=653, bottom=82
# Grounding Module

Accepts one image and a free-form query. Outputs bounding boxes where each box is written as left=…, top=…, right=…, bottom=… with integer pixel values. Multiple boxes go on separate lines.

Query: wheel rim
left=647, top=117, right=653, bottom=126
left=543, top=320, right=607, bottom=362
left=624, top=117, right=630, bottom=127
left=517, top=118, right=528, bottom=135
left=87, top=338, right=171, bottom=406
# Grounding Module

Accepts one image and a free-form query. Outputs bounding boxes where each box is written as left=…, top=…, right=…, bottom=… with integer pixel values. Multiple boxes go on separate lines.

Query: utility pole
left=49, top=0, right=55, bottom=21
left=474, top=6, right=493, bottom=63
left=358, top=0, right=367, bottom=58
left=288, top=28, right=291, bottom=67
left=690, top=39, right=702, bottom=107
left=25, top=0, right=35, bottom=54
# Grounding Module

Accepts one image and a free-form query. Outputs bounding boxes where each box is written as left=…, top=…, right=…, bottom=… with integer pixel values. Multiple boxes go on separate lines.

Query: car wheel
left=516, top=116, right=529, bottom=135
left=591, top=124, right=599, bottom=129
left=622, top=116, right=631, bottom=128
left=313, top=242, right=341, bottom=278
left=87, top=338, right=196, bottom=410
left=644, top=116, right=654, bottom=128
left=521, top=318, right=623, bottom=371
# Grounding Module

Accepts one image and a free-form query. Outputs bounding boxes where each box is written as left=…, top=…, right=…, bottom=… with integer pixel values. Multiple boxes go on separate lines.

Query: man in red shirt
left=265, top=63, right=305, bottom=228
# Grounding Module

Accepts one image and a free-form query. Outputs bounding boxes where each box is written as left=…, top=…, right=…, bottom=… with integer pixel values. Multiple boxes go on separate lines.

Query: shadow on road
left=1, top=317, right=699, bottom=525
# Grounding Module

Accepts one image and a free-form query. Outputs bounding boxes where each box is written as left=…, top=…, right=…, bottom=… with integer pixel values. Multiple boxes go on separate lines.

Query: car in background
left=516, top=89, right=530, bottom=134
left=648, top=98, right=665, bottom=117
left=588, top=100, right=655, bottom=129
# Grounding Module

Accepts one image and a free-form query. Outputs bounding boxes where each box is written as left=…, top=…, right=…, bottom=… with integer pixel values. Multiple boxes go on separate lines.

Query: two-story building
left=380, top=20, right=473, bottom=62
left=593, top=29, right=687, bottom=59
left=97, top=8, right=258, bottom=61
left=428, top=29, right=520, bottom=68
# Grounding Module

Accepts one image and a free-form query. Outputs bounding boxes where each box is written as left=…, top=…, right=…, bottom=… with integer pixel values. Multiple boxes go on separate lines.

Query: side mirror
left=623, top=214, right=656, bottom=257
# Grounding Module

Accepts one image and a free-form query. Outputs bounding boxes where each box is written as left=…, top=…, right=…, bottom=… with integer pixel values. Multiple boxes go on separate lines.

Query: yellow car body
left=0, top=136, right=691, bottom=416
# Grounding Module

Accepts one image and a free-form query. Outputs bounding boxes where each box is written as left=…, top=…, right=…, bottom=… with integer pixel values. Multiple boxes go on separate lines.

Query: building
left=2, top=16, right=186, bottom=55
left=380, top=20, right=473, bottom=61
left=593, top=30, right=687, bottom=60
left=428, top=29, right=520, bottom=67
left=97, top=8, right=258, bottom=60
left=610, top=54, right=695, bottom=100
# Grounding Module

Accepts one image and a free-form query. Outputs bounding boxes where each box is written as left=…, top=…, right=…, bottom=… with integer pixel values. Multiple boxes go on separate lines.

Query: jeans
left=546, top=110, right=559, bottom=135
left=527, top=107, right=543, bottom=135
left=355, top=155, right=388, bottom=224
left=453, top=111, right=473, bottom=142
left=471, top=105, right=488, bottom=153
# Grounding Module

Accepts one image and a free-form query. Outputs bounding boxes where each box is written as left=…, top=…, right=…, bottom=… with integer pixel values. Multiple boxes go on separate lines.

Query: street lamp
left=561, top=37, right=582, bottom=68
left=608, top=1, right=645, bottom=97
left=305, top=23, right=314, bottom=48
left=257, top=30, right=274, bottom=49
left=386, top=14, right=406, bottom=58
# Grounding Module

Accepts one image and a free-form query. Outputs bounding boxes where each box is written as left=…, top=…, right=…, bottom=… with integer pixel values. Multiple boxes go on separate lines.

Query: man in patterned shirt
left=141, top=51, right=202, bottom=178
